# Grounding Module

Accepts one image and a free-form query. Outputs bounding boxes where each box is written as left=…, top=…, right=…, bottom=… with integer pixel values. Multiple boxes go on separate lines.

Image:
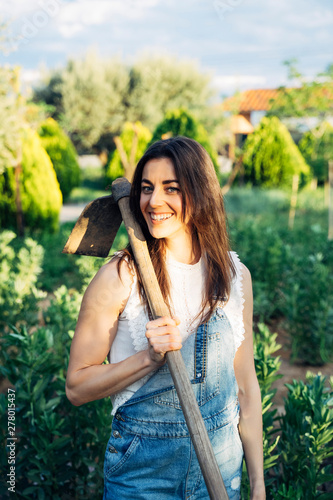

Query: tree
left=34, top=51, right=130, bottom=153
left=38, top=118, right=80, bottom=201
left=0, top=65, right=29, bottom=235
left=0, top=66, right=21, bottom=174
left=242, top=116, right=310, bottom=187
left=298, top=121, right=333, bottom=184
left=268, top=60, right=333, bottom=123
left=0, top=128, right=62, bottom=232
left=106, top=122, right=152, bottom=184
left=150, top=108, right=220, bottom=175
left=126, top=54, right=214, bottom=132
left=33, top=52, right=216, bottom=154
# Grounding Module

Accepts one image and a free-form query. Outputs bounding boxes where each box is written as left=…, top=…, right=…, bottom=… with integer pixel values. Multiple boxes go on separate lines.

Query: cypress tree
left=243, top=116, right=310, bottom=187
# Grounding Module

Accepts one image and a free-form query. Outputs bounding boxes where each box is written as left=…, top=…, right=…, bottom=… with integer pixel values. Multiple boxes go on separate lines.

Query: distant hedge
left=243, top=116, right=311, bottom=187
left=0, top=128, right=62, bottom=232
left=38, top=117, right=80, bottom=201
left=298, top=121, right=333, bottom=184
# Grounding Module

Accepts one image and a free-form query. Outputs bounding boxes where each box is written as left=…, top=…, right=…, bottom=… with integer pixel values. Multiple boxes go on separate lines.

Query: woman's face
left=139, top=157, right=191, bottom=241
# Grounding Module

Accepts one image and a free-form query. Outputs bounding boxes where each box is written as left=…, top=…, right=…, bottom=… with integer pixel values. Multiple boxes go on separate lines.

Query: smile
left=150, top=213, right=173, bottom=221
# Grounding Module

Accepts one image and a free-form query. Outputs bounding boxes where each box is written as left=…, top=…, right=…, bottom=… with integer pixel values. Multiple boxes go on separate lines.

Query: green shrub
left=37, top=222, right=81, bottom=292
left=249, top=325, right=282, bottom=493
left=150, top=107, right=220, bottom=177
left=282, top=252, right=333, bottom=365
left=43, top=285, right=83, bottom=351
left=0, top=295, right=112, bottom=498
left=0, top=230, right=45, bottom=329
left=298, top=121, right=333, bottom=184
left=229, top=217, right=286, bottom=321
left=38, top=117, right=81, bottom=202
left=105, top=121, right=152, bottom=184
left=0, top=128, right=62, bottom=232
left=276, top=373, right=333, bottom=498
left=241, top=324, right=282, bottom=498
left=243, top=116, right=311, bottom=187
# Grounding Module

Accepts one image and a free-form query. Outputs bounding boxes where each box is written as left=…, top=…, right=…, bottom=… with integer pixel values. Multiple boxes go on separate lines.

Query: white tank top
left=109, top=251, right=245, bottom=415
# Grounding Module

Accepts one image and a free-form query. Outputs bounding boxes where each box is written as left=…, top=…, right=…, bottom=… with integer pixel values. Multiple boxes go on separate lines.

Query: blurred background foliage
left=38, top=118, right=80, bottom=202
left=1, top=43, right=333, bottom=498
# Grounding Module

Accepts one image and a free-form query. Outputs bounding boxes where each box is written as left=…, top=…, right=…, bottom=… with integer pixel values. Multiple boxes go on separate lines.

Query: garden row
left=0, top=289, right=332, bottom=499
left=0, top=184, right=332, bottom=497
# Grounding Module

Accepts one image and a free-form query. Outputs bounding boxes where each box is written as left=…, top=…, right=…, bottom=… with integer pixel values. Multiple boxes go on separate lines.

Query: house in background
left=221, top=88, right=279, bottom=159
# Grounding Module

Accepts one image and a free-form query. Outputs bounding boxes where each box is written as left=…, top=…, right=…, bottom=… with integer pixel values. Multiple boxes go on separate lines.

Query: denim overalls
left=103, top=305, right=243, bottom=500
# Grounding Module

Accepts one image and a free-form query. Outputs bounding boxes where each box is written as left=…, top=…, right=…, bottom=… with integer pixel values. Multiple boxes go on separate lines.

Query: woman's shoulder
left=83, top=253, right=135, bottom=311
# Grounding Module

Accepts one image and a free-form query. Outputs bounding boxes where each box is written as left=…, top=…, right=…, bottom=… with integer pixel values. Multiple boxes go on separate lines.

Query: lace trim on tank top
left=224, top=252, right=245, bottom=352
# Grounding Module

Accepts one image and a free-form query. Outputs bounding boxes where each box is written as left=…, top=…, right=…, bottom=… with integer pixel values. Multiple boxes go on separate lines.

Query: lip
left=148, top=212, right=174, bottom=224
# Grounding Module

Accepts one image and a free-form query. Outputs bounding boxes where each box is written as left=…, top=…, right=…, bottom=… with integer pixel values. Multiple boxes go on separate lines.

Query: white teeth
left=150, top=214, right=173, bottom=221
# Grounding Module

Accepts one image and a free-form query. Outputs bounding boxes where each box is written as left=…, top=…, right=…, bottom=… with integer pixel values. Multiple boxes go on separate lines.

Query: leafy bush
left=230, top=218, right=286, bottom=320
left=0, top=230, right=45, bottom=329
left=282, top=252, right=333, bottom=365
left=227, top=187, right=333, bottom=364
left=105, top=121, right=152, bottom=184
left=43, top=285, right=83, bottom=348
left=37, top=223, right=81, bottom=292
left=241, top=324, right=282, bottom=498
left=298, top=121, right=333, bottom=184
left=38, top=117, right=80, bottom=202
left=276, top=373, right=333, bottom=498
left=243, top=116, right=310, bottom=187
left=150, top=107, right=220, bottom=176
left=0, top=128, right=62, bottom=232
left=0, top=288, right=112, bottom=499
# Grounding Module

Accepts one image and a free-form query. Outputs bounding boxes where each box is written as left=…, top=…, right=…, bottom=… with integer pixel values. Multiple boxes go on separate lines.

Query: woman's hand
left=145, top=316, right=182, bottom=365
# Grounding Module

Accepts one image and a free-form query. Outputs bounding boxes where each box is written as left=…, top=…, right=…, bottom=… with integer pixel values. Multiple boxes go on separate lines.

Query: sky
left=1, top=0, right=333, bottom=97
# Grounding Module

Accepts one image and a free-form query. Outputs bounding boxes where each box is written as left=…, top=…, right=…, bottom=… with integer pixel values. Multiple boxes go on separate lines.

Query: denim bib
left=103, top=305, right=243, bottom=500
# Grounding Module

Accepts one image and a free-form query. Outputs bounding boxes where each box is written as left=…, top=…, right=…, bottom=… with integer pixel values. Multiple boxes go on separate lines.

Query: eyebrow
left=141, top=179, right=180, bottom=185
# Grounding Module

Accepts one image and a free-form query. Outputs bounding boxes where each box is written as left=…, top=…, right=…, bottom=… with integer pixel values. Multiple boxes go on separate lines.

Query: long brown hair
left=115, top=136, right=236, bottom=324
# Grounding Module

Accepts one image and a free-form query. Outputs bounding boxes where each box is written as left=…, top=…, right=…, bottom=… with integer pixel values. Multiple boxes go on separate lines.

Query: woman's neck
left=165, top=234, right=201, bottom=265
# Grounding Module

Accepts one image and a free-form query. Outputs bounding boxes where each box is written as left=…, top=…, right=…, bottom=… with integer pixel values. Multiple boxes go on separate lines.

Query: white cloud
left=213, top=74, right=267, bottom=92
left=1, top=0, right=163, bottom=40
left=56, top=0, right=162, bottom=38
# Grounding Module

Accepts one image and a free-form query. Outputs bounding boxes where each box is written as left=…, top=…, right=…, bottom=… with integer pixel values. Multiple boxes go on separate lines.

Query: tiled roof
left=222, top=89, right=280, bottom=112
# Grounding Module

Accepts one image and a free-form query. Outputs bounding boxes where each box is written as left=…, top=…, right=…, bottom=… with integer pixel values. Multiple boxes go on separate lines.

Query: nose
left=148, top=187, right=163, bottom=208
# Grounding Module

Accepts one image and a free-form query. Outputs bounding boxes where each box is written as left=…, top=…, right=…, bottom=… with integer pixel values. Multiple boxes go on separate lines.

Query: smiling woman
left=139, top=158, right=193, bottom=256
left=65, top=136, right=265, bottom=500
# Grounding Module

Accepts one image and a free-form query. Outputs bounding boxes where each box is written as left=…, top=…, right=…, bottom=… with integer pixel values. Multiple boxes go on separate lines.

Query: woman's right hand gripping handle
left=145, top=316, right=182, bottom=365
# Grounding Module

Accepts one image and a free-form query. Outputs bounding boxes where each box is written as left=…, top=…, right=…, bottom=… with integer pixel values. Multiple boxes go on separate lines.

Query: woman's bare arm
left=234, top=264, right=266, bottom=500
left=65, top=258, right=182, bottom=407
left=65, top=259, right=157, bottom=406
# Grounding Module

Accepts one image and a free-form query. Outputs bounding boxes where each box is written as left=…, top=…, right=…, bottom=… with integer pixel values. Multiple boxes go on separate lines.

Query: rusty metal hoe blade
left=62, top=194, right=125, bottom=258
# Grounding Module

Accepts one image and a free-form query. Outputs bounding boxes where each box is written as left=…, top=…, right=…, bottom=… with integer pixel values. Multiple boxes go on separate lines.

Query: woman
left=66, top=137, right=265, bottom=499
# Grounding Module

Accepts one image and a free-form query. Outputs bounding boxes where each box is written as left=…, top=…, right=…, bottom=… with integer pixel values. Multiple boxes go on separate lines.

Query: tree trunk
left=14, top=162, right=24, bottom=237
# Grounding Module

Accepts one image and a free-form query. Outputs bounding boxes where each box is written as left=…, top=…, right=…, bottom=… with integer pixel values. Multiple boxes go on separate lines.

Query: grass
left=225, top=185, right=328, bottom=235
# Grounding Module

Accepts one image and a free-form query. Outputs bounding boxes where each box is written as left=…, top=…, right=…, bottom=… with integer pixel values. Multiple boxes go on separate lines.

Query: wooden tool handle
left=116, top=191, right=229, bottom=500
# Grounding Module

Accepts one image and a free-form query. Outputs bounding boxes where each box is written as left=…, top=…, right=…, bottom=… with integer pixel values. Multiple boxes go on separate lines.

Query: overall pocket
left=104, top=428, right=140, bottom=479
